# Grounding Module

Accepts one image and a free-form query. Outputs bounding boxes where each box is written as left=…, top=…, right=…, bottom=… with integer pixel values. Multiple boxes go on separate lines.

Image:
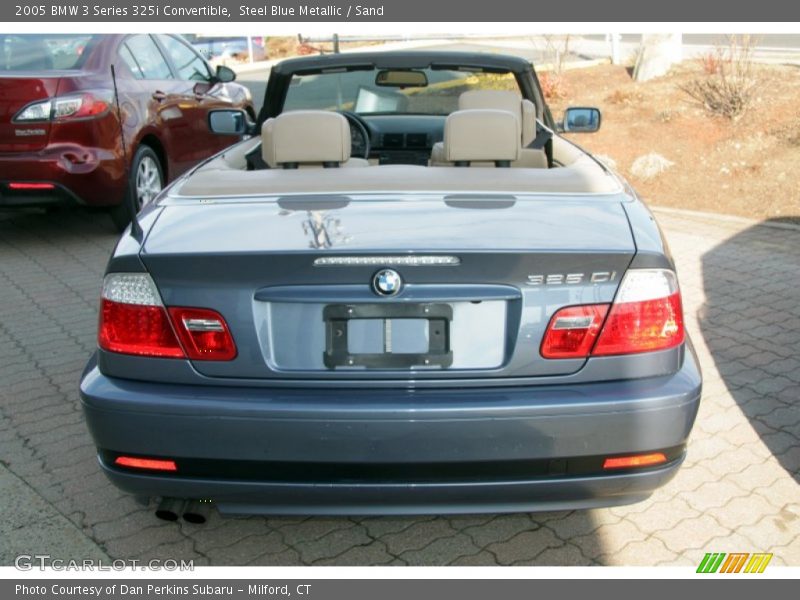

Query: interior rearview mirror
left=561, top=107, right=601, bottom=133
left=215, top=64, right=237, bottom=83
left=208, top=109, right=248, bottom=136
left=375, top=69, right=428, bottom=88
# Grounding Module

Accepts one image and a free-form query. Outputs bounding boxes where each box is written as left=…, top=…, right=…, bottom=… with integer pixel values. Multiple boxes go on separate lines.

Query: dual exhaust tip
left=155, top=498, right=212, bottom=524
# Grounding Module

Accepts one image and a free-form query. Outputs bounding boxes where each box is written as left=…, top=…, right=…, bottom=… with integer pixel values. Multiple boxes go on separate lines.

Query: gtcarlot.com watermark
left=15, top=554, right=194, bottom=571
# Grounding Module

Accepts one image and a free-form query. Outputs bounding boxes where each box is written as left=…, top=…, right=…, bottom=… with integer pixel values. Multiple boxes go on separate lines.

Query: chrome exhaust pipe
left=182, top=500, right=212, bottom=524
left=155, top=498, right=186, bottom=522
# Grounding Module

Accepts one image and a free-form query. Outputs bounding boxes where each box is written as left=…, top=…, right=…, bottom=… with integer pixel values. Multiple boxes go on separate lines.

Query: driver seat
left=261, top=110, right=369, bottom=169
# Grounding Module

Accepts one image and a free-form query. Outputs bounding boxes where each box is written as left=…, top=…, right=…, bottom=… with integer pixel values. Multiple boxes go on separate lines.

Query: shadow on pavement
left=700, top=217, right=800, bottom=483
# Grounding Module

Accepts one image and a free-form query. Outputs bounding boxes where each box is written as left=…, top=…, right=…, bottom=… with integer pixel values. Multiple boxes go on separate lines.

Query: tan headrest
left=262, top=110, right=351, bottom=168
left=443, top=109, right=520, bottom=163
left=458, top=90, right=537, bottom=147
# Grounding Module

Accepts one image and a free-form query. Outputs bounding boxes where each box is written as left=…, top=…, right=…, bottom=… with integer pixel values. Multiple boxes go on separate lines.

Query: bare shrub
left=539, top=71, right=568, bottom=100
left=680, top=36, right=758, bottom=120
left=697, top=49, right=724, bottom=75
left=533, top=35, right=572, bottom=100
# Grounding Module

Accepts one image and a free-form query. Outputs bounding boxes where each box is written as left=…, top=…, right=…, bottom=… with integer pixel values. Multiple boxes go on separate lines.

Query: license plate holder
left=323, top=303, right=453, bottom=369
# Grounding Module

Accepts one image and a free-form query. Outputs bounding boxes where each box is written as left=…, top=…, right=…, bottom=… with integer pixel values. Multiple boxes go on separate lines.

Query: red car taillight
left=541, top=269, right=685, bottom=359
left=98, top=273, right=236, bottom=361
left=13, top=91, right=112, bottom=123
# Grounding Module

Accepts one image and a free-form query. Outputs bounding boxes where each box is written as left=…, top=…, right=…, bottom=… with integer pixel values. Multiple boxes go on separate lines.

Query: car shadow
left=699, top=217, right=800, bottom=484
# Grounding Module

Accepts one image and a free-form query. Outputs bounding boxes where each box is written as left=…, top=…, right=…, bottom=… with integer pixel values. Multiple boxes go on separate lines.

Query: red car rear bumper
left=0, top=142, right=126, bottom=208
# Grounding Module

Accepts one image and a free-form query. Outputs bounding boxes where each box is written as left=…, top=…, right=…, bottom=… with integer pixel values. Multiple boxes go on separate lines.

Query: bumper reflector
left=114, top=456, right=178, bottom=472
left=603, top=452, right=667, bottom=470
left=8, top=182, right=56, bottom=190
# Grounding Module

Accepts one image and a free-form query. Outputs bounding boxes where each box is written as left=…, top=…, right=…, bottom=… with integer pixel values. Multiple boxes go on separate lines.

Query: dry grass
left=550, top=62, right=800, bottom=223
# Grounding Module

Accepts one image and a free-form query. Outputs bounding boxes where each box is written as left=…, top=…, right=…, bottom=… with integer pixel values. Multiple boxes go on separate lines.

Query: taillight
left=168, top=307, right=237, bottom=361
left=541, top=304, right=609, bottom=359
left=541, top=269, right=685, bottom=359
left=99, top=273, right=185, bottom=358
left=593, top=269, right=684, bottom=356
left=14, top=91, right=112, bottom=122
left=98, top=273, right=236, bottom=361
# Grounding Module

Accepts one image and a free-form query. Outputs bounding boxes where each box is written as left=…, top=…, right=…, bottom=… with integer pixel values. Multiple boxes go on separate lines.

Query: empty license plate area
left=324, top=303, right=453, bottom=369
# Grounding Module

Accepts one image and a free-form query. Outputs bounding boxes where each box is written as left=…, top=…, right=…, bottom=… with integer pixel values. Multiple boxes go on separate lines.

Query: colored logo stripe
left=697, top=552, right=773, bottom=573
left=744, top=553, right=773, bottom=573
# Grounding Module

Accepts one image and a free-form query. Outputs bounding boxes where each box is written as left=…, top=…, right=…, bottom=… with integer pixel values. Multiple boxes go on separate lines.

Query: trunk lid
left=141, top=195, right=635, bottom=380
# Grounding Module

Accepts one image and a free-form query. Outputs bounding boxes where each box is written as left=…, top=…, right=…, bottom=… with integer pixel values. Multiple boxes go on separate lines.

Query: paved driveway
left=0, top=207, right=798, bottom=566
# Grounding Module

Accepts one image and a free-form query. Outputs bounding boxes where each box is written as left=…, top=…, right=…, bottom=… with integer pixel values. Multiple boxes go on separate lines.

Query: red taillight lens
left=168, top=307, right=237, bottom=361
left=540, top=269, right=685, bottom=359
left=541, top=304, right=609, bottom=359
left=603, top=452, right=667, bottom=470
left=64, top=93, right=111, bottom=119
left=99, top=298, right=185, bottom=358
left=592, top=292, right=684, bottom=356
left=114, top=456, right=177, bottom=472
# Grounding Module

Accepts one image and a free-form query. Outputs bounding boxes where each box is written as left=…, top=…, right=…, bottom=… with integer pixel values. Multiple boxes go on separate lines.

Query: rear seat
left=430, top=90, right=547, bottom=168
left=261, top=110, right=369, bottom=169
left=436, top=109, right=520, bottom=167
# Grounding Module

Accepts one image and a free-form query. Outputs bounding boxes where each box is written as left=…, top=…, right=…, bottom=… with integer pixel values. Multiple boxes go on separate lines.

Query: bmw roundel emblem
left=372, top=269, right=402, bottom=297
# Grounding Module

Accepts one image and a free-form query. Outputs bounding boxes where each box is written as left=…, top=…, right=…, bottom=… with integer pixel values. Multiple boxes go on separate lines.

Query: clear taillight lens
left=541, top=269, right=685, bottom=359
left=14, top=91, right=112, bottom=122
left=98, top=273, right=236, bottom=361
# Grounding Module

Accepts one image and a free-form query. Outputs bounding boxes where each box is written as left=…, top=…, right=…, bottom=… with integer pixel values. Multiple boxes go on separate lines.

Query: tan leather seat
left=261, top=110, right=368, bottom=169
left=430, top=90, right=547, bottom=168
left=438, top=109, right=520, bottom=167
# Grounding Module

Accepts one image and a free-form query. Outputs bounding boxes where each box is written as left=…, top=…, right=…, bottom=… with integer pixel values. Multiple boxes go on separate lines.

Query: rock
left=630, top=152, right=675, bottom=180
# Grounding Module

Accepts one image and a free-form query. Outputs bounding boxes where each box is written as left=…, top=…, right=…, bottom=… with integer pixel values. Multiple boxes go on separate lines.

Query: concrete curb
left=651, top=206, right=800, bottom=232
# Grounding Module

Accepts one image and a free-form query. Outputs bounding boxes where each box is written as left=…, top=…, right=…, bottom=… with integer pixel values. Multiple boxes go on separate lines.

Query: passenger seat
left=437, top=109, right=520, bottom=167
left=261, top=111, right=369, bottom=169
left=430, top=90, right=547, bottom=168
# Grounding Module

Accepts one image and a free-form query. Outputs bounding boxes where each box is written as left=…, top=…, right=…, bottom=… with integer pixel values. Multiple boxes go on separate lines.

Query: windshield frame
left=258, top=51, right=554, bottom=130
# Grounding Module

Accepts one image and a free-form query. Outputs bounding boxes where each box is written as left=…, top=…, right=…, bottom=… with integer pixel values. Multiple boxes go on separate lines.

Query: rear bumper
left=0, top=144, right=125, bottom=208
left=80, top=345, right=702, bottom=515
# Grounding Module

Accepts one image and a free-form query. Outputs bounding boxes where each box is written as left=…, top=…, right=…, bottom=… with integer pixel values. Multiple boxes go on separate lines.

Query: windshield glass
left=0, top=34, right=97, bottom=71
left=283, top=68, right=519, bottom=115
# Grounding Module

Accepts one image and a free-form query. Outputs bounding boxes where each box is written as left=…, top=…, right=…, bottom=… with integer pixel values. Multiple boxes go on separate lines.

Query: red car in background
left=0, top=34, right=254, bottom=229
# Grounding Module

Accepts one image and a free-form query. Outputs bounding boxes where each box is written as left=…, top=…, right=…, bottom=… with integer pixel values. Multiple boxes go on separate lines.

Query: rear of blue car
left=80, top=193, right=701, bottom=517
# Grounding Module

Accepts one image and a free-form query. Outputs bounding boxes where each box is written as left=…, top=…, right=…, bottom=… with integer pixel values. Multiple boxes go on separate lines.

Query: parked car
left=80, top=51, right=701, bottom=522
left=0, top=34, right=254, bottom=229
left=185, top=35, right=267, bottom=63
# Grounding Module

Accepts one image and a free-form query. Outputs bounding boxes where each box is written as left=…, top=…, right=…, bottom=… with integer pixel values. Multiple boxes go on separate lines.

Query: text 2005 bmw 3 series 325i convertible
left=80, top=52, right=701, bottom=520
